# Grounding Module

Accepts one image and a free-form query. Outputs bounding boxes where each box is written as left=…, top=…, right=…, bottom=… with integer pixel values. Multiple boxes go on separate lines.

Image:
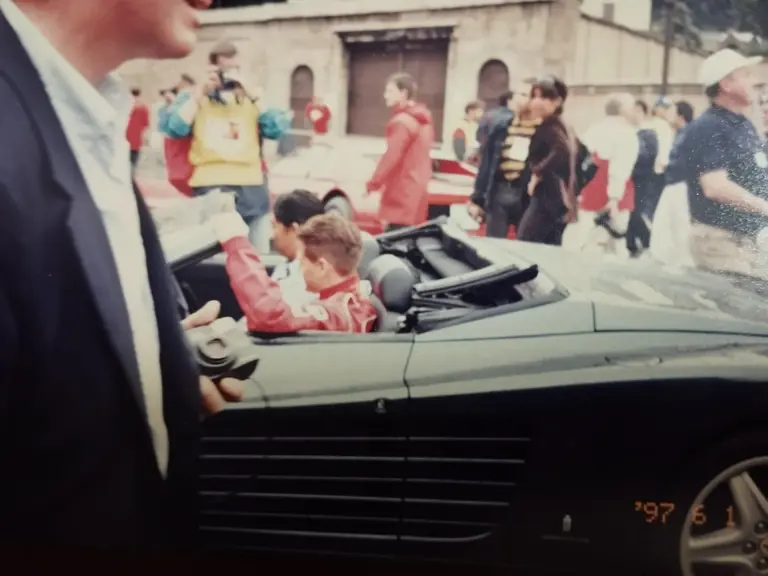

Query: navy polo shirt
left=684, top=104, right=768, bottom=237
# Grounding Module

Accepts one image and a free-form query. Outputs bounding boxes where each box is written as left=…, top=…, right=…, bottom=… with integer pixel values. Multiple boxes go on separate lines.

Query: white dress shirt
left=271, top=259, right=314, bottom=306
left=1, top=0, right=169, bottom=476
left=582, top=116, right=640, bottom=203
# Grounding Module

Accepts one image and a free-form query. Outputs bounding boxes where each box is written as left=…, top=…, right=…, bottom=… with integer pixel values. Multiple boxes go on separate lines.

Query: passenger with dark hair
left=366, top=72, right=434, bottom=231
left=210, top=210, right=376, bottom=334
left=269, top=189, right=326, bottom=303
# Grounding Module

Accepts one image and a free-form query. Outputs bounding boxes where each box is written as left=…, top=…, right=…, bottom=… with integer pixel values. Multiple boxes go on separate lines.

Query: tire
left=658, top=434, right=768, bottom=576
left=324, top=195, right=353, bottom=220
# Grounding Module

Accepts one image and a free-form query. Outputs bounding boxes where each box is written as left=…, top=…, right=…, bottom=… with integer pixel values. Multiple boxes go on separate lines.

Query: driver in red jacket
left=210, top=208, right=377, bottom=333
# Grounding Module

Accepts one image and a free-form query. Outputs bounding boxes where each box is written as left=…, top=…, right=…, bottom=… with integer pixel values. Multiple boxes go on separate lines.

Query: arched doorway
left=477, top=59, right=509, bottom=109
left=289, top=65, right=314, bottom=130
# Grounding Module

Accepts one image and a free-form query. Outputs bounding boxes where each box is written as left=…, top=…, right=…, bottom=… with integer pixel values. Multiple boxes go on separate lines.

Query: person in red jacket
left=126, top=88, right=150, bottom=170
left=158, top=74, right=195, bottom=196
left=366, top=73, right=434, bottom=231
left=209, top=208, right=376, bottom=333
left=305, top=96, right=332, bottom=143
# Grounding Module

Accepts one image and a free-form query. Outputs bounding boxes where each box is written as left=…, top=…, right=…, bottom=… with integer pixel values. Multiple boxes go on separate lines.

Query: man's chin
left=143, top=29, right=197, bottom=60
left=167, top=34, right=198, bottom=58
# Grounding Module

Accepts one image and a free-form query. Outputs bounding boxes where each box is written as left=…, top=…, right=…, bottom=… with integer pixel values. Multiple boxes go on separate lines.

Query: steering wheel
left=164, top=231, right=221, bottom=321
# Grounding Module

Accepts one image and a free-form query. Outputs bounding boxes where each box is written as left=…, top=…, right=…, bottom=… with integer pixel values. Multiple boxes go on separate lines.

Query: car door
left=174, top=252, right=287, bottom=320
left=401, top=314, right=603, bottom=571
left=201, top=331, right=413, bottom=560
left=401, top=320, right=765, bottom=572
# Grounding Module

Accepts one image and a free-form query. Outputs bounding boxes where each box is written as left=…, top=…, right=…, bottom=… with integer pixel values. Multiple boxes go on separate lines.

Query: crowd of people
left=463, top=47, right=768, bottom=282
left=2, top=0, right=768, bottom=552
left=148, top=66, right=435, bottom=335
left=136, top=43, right=768, bottom=345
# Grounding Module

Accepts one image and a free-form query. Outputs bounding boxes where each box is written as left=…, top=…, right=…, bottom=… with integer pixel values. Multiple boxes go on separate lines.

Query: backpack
left=259, top=108, right=292, bottom=141
left=573, top=138, right=598, bottom=197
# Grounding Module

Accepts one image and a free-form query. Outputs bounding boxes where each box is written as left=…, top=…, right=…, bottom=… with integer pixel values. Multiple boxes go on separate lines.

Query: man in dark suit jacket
left=0, top=0, right=239, bottom=551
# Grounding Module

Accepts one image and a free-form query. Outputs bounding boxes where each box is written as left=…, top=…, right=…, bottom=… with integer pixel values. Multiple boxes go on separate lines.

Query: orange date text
left=633, top=501, right=735, bottom=528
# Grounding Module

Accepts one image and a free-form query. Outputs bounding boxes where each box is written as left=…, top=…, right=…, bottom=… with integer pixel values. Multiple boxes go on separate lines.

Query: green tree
left=653, top=0, right=768, bottom=37
left=741, top=0, right=768, bottom=37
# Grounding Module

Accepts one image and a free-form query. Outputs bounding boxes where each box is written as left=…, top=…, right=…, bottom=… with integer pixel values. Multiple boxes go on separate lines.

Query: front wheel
left=678, top=442, right=768, bottom=576
left=324, top=195, right=353, bottom=220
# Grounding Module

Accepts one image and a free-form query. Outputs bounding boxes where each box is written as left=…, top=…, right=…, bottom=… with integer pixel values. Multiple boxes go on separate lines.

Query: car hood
left=478, top=238, right=768, bottom=336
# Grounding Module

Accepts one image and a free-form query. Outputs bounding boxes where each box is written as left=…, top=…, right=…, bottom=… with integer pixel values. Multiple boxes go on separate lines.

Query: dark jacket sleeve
left=528, top=119, right=571, bottom=182
left=632, top=129, right=658, bottom=183
left=471, top=117, right=508, bottom=207
left=664, top=128, right=686, bottom=185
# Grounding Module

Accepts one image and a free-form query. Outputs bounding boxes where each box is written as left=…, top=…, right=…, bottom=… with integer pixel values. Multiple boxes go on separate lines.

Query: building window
left=602, top=2, right=615, bottom=21
left=477, top=59, right=509, bottom=110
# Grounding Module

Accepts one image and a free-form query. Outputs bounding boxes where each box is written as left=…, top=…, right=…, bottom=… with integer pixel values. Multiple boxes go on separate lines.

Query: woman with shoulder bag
left=517, top=76, right=578, bottom=246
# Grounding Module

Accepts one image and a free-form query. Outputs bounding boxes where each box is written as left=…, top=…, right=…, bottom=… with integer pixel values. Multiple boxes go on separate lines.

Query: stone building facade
left=119, top=0, right=710, bottom=142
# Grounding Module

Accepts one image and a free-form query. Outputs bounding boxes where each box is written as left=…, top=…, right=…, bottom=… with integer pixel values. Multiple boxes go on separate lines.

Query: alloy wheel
left=681, top=456, right=768, bottom=576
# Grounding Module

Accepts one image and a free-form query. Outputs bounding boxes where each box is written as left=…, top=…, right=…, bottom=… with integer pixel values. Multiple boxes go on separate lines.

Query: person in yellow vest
left=167, top=66, right=269, bottom=251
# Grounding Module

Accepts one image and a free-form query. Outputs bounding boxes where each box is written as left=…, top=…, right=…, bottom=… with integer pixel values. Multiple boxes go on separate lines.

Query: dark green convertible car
left=163, top=214, right=768, bottom=576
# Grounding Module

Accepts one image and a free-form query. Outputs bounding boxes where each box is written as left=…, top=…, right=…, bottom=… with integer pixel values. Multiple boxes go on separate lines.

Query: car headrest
left=365, top=254, right=415, bottom=314
left=358, top=231, right=380, bottom=277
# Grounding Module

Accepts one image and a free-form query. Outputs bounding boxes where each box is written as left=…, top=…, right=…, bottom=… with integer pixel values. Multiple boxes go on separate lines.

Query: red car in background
left=138, top=143, right=513, bottom=238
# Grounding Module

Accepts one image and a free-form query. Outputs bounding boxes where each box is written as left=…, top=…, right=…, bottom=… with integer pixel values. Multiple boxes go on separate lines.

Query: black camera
left=217, top=69, right=240, bottom=92
left=186, top=317, right=259, bottom=383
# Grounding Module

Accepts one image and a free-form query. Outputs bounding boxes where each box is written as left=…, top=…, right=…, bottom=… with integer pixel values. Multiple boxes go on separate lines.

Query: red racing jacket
left=366, top=102, right=434, bottom=226
left=222, top=237, right=377, bottom=333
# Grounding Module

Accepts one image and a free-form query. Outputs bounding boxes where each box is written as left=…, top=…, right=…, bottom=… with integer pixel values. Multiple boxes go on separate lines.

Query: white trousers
left=649, top=182, right=693, bottom=267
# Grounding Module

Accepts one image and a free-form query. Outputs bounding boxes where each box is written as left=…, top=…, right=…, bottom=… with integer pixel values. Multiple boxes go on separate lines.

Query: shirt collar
left=0, top=0, right=132, bottom=137
left=317, top=275, right=362, bottom=301
left=710, top=103, right=751, bottom=127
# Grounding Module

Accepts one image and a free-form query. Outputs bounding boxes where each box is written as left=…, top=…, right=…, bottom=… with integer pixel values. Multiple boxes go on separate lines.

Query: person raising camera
left=166, top=41, right=271, bottom=252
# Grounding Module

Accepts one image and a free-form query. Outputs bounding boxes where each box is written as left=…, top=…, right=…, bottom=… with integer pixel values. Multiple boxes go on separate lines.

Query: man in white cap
left=680, top=48, right=768, bottom=279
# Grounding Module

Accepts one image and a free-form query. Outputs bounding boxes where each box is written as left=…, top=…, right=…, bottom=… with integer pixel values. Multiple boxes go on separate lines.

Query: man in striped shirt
left=469, top=86, right=539, bottom=238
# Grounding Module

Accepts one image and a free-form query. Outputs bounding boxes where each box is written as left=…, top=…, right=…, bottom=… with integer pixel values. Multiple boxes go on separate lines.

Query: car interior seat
left=357, top=231, right=380, bottom=278
left=365, top=254, right=416, bottom=332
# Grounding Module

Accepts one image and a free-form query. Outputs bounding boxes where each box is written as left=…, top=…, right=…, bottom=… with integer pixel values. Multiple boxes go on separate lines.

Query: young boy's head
left=465, top=100, right=484, bottom=122
left=297, top=213, right=364, bottom=293
left=271, top=190, right=325, bottom=261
